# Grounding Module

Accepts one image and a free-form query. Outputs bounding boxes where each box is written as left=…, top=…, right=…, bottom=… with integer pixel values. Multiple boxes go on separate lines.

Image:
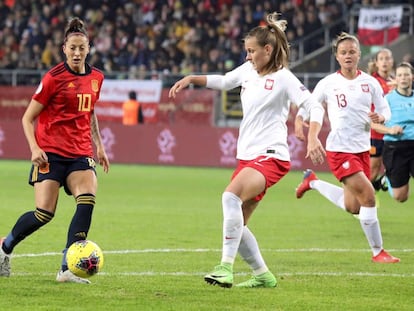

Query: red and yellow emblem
left=91, top=80, right=99, bottom=92
left=39, top=163, right=50, bottom=174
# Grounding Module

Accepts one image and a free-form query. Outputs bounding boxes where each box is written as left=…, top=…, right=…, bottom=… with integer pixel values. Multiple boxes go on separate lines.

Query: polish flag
left=357, top=6, right=403, bottom=45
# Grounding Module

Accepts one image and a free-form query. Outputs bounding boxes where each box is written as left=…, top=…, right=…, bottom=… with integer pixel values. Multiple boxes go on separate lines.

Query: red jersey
left=32, top=62, right=104, bottom=158
left=370, top=72, right=392, bottom=140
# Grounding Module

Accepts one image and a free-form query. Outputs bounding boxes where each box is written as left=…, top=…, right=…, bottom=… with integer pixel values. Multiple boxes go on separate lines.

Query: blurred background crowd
left=0, top=0, right=412, bottom=78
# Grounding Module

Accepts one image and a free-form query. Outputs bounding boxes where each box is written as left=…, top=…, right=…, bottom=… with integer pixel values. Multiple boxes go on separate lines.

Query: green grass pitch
left=0, top=159, right=413, bottom=310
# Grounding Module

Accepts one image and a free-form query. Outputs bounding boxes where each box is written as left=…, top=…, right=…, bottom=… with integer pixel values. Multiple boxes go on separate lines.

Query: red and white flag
left=357, top=6, right=403, bottom=45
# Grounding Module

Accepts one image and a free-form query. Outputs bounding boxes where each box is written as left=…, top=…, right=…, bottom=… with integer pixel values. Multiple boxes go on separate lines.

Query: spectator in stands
left=402, top=53, right=414, bottom=68
left=304, top=8, right=324, bottom=53
left=169, top=12, right=325, bottom=288
left=0, top=0, right=408, bottom=80
left=0, top=0, right=350, bottom=76
left=123, top=90, right=144, bottom=125
left=367, top=48, right=395, bottom=192
left=295, top=32, right=399, bottom=264
left=0, top=0, right=11, bottom=29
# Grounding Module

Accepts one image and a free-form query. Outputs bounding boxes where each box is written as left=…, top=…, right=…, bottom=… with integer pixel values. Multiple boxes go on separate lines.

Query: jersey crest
left=91, top=80, right=99, bottom=92
left=265, top=79, right=274, bottom=90
left=361, top=84, right=370, bottom=92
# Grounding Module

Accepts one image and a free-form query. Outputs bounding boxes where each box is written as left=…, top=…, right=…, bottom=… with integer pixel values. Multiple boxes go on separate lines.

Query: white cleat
left=56, top=270, right=91, bottom=284
left=0, top=238, right=11, bottom=277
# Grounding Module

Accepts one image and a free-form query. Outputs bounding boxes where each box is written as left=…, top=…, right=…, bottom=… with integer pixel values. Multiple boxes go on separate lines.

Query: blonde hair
left=332, top=32, right=360, bottom=55
left=244, top=12, right=290, bottom=71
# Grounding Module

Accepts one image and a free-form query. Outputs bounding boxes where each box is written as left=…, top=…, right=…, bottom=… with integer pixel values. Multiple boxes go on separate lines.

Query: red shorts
left=326, top=151, right=370, bottom=182
left=232, top=156, right=290, bottom=201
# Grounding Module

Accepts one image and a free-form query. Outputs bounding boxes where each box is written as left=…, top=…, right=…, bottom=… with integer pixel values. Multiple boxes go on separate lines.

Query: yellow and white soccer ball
left=66, top=240, right=104, bottom=278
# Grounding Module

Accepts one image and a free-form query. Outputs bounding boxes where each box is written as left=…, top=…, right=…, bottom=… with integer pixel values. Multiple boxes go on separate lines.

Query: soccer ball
left=66, top=240, right=104, bottom=278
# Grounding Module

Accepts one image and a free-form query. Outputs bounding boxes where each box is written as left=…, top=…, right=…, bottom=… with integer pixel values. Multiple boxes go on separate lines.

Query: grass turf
left=0, top=160, right=413, bottom=310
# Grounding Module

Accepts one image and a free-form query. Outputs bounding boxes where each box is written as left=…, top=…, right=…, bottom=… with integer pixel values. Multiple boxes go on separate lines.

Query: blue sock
left=385, top=176, right=394, bottom=198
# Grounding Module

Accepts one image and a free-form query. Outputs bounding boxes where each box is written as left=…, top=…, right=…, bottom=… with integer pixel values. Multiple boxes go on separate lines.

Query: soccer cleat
left=204, top=264, right=233, bottom=288
left=372, top=177, right=382, bottom=191
left=296, top=169, right=318, bottom=199
left=379, top=175, right=389, bottom=192
left=235, top=271, right=277, bottom=288
left=372, top=174, right=388, bottom=192
left=56, top=269, right=91, bottom=284
left=0, top=237, right=11, bottom=277
left=372, top=249, right=400, bottom=263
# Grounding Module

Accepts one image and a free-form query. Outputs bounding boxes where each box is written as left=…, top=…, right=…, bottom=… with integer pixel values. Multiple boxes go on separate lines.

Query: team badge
left=39, top=163, right=50, bottom=174
left=91, top=80, right=99, bottom=92
left=361, top=84, right=370, bottom=92
left=265, top=79, right=274, bottom=90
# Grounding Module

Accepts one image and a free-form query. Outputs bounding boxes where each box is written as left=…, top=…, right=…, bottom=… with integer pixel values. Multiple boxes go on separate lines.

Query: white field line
left=8, top=248, right=414, bottom=278
left=9, top=271, right=414, bottom=278
left=11, top=247, right=414, bottom=258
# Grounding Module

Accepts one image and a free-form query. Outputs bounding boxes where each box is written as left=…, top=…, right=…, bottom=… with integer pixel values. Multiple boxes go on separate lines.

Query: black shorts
left=383, top=140, right=414, bottom=188
left=28, top=152, right=97, bottom=195
left=370, top=138, right=384, bottom=158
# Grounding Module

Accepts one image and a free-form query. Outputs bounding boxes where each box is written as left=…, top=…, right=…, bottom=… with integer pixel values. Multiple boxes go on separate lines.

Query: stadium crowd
left=1, top=0, right=413, bottom=80
left=0, top=0, right=353, bottom=77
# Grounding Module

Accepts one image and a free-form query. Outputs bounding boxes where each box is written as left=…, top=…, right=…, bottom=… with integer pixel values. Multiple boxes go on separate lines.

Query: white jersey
left=312, top=70, right=390, bottom=153
left=206, top=62, right=321, bottom=161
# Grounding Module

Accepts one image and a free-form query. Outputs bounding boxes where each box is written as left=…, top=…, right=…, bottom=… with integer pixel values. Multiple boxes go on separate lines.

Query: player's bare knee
left=394, top=194, right=408, bottom=203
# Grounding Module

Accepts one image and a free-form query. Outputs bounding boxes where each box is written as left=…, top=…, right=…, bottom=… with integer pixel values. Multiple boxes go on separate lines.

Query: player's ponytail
left=244, top=12, right=290, bottom=72
left=64, top=17, right=88, bottom=42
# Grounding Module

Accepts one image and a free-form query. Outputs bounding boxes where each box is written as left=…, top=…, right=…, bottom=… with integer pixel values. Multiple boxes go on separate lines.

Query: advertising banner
left=357, top=6, right=403, bottom=45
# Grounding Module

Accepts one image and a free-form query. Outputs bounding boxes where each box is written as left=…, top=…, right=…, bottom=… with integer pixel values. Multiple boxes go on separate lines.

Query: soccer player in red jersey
left=367, top=49, right=395, bottom=191
left=0, top=17, right=110, bottom=283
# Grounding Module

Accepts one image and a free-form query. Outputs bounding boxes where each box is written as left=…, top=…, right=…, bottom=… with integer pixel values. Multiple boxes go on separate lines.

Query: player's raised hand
left=168, top=76, right=192, bottom=98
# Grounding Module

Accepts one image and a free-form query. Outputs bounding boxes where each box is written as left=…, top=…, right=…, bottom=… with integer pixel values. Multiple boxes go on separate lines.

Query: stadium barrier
left=0, top=119, right=329, bottom=171
left=0, top=86, right=330, bottom=171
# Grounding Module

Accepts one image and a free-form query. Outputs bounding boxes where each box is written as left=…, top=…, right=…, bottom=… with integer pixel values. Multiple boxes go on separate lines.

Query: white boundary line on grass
left=10, top=271, right=414, bottom=278
left=11, top=247, right=414, bottom=258
left=9, top=248, right=414, bottom=278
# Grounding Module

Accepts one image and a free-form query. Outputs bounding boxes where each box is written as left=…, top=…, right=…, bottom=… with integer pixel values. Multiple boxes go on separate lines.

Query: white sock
left=238, top=226, right=268, bottom=275
left=311, top=180, right=346, bottom=211
left=359, top=206, right=383, bottom=256
left=221, top=191, right=243, bottom=264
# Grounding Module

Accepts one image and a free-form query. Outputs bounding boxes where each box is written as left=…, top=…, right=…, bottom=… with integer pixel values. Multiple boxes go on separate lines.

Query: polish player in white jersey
left=295, top=32, right=399, bottom=263
left=169, top=12, right=325, bottom=288
left=314, top=67, right=387, bottom=153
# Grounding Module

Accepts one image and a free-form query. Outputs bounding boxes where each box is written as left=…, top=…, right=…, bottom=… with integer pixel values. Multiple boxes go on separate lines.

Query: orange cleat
left=372, top=249, right=400, bottom=263
left=296, top=169, right=318, bottom=199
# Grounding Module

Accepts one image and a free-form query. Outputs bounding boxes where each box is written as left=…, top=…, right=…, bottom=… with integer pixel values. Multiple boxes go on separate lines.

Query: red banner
left=0, top=119, right=330, bottom=171
left=0, top=86, right=330, bottom=171
left=0, top=86, right=215, bottom=126
left=357, top=6, right=403, bottom=45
